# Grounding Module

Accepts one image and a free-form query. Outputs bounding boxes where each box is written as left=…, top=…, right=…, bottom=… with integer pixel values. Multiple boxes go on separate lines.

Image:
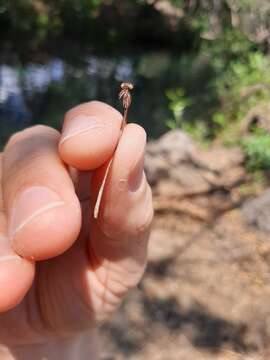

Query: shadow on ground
left=101, top=212, right=270, bottom=359
left=103, top=291, right=254, bottom=357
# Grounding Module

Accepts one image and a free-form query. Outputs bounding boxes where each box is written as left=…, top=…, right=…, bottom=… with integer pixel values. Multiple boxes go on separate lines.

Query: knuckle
left=28, top=125, right=60, bottom=138
left=5, top=129, right=24, bottom=149
left=28, top=124, right=50, bottom=132
left=5, top=125, right=58, bottom=150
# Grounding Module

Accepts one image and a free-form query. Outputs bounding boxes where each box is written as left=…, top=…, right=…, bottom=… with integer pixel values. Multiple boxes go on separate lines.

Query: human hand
left=0, top=101, right=153, bottom=356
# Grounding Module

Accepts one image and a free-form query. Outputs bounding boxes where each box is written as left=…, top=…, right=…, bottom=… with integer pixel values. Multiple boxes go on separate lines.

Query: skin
left=0, top=101, right=153, bottom=359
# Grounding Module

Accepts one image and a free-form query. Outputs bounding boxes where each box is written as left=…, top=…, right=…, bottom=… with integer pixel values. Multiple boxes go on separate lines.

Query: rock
left=147, top=130, right=195, bottom=163
left=154, top=197, right=212, bottom=221
left=155, top=179, right=183, bottom=197
left=190, top=147, right=245, bottom=173
left=151, top=163, right=246, bottom=197
left=242, top=190, right=270, bottom=232
left=213, top=166, right=247, bottom=188
left=170, top=165, right=212, bottom=194
left=145, top=130, right=196, bottom=185
left=145, top=153, right=168, bottom=185
left=147, top=228, right=183, bottom=262
left=145, top=129, right=247, bottom=217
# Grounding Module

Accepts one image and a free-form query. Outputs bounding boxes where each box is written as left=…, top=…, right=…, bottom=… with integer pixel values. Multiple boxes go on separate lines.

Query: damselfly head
left=121, top=82, right=134, bottom=90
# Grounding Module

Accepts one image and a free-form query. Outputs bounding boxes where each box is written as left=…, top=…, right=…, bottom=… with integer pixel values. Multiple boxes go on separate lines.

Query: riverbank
left=100, top=130, right=270, bottom=360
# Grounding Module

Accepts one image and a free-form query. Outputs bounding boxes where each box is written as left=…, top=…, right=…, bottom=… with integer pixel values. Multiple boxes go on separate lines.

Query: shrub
left=242, top=130, right=270, bottom=171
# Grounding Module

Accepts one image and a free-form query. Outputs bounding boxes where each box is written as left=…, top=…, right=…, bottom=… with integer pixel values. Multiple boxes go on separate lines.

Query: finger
left=0, top=154, right=34, bottom=312
left=88, top=124, right=153, bottom=309
left=2, top=126, right=81, bottom=260
left=92, top=123, right=153, bottom=238
left=59, top=101, right=123, bottom=171
left=68, top=167, right=92, bottom=202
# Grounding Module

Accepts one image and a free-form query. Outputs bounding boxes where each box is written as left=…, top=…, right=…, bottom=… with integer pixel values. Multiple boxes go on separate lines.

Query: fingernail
left=128, top=150, right=145, bottom=192
left=60, top=115, right=104, bottom=144
left=9, top=186, right=65, bottom=237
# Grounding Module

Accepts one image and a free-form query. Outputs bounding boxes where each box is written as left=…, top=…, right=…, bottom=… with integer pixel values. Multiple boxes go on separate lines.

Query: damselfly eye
left=121, top=82, right=134, bottom=90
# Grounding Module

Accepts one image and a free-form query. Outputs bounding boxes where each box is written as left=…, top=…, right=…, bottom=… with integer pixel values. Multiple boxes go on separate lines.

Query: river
left=0, top=52, right=185, bottom=148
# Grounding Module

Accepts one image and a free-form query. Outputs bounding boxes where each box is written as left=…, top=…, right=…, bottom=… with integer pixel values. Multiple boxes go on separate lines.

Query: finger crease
left=12, top=201, right=65, bottom=235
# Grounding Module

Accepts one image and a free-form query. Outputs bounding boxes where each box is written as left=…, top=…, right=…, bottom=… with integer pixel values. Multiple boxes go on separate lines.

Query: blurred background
left=2, top=1, right=270, bottom=359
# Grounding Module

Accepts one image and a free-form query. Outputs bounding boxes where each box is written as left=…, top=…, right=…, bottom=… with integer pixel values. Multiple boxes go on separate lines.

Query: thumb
left=87, top=124, right=153, bottom=313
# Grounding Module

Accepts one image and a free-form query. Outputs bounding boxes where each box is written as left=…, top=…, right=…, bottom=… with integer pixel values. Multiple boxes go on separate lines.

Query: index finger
left=59, top=101, right=123, bottom=170
left=0, top=154, right=34, bottom=312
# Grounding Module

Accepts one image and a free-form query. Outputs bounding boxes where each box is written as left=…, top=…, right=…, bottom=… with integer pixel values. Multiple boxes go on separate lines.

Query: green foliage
left=1, top=0, right=270, bottom=162
left=168, top=0, right=184, bottom=6
left=242, top=130, right=270, bottom=171
left=165, top=88, right=209, bottom=144
left=137, top=53, right=170, bottom=79
left=165, top=89, right=190, bottom=130
left=0, top=0, right=103, bottom=49
left=202, top=29, right=255, bottom=67
left=165, top=30, right=270, bottom=144
left=211, top=51, right=270, bottom=138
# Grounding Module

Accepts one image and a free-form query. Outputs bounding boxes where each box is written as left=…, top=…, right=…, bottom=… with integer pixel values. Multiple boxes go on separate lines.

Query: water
left=0, top=49, right=217, bottom=149
left=0, top=52, right=183, bottom=148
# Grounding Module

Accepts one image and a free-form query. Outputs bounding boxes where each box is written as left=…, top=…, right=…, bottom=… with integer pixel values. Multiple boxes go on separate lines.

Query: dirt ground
left=100, top=209, right=270, bottom=360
